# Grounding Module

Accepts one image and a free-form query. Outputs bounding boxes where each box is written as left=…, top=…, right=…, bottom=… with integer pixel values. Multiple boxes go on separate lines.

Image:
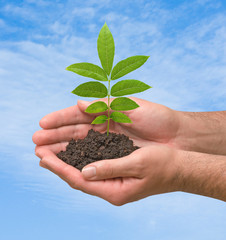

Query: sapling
left=66, top=23, right=151, bottom=136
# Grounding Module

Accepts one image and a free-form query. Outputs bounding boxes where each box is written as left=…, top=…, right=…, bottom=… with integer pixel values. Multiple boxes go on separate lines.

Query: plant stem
left=107, top=77, right=111, bottom=136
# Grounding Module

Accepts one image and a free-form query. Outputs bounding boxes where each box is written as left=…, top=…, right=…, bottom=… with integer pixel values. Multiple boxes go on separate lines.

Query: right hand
left=32, top=97, right=181, bottom=149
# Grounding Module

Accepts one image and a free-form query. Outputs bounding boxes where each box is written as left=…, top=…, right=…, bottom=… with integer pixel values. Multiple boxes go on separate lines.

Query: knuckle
left=67, top=182, right=76, bottom=189
left=66, top=177, right=81, bottom=191
left=137, top=156, right=148, bottom=175
left=99, top=163, right=114, bottom=178
left=130, top=157, right=146, bottom=177
left=111, top=200, right=124, bottom=206
left=39, top=161, right=45, bottom=168
left=35, top=145, right=39, bottom=153
left=109, top=197, right=126, bottom=206
left=61, top=164, right=71, bottom=174
left=106, top=189, right=128, bottom=206
left=68, top=182, right=81, bottom=191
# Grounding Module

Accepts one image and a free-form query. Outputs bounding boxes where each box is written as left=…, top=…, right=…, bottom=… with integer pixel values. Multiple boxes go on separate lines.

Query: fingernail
left=82, top=166, right=96, bottom=179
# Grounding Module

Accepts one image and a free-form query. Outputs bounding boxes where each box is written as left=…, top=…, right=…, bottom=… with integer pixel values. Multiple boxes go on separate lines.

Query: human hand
left=35, top=143, right=178, bottom=205
left=35, top=138, right=226, bottom=204
left=33, top=97, right=226, bottom=203
left=32, top=97, right=181, bottom=149
left=32, top=97, right=181, bottom=205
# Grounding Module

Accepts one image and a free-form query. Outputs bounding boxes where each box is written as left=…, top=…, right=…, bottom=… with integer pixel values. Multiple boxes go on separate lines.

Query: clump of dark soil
left=57, top=129, right=139, bottom=171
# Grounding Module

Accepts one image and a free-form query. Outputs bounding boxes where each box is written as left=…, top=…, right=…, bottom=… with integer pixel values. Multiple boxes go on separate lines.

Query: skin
left=176, top=111, right=226, bottom=155
left=32, top=97, right=226, bottom=205
left=176, top=150, right=226, bottom=202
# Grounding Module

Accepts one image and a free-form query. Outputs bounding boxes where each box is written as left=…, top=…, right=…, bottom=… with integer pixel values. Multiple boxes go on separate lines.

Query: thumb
left=77, top=99, right=109, bottom=113
left=77, top=100, right=90, bottom=112
left=81, top=151, right=141, bottom=180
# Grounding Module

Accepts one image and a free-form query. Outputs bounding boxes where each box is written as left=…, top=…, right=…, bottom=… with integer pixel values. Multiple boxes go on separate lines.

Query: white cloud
left=195, top=0, right=222, bottom=8
left=0, top=18, right=5, bottom=27
left=0, top=1, right=226, bottom=219
left=50, top=21, right=70, bottom=35
left=100, top=12, right=129, bottom=23
left=3, top=4, right=35, bottom=20
left=72, top=7, right=96, bottom=18
left=24, top=0, right=51, bottom=6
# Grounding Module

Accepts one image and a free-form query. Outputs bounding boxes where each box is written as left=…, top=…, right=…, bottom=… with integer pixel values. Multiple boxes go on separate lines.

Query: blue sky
left=0, top=0, right=226, bottom=239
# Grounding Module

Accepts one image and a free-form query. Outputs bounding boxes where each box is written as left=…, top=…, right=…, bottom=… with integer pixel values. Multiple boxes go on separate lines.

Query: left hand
left=35, top=143, right=178, bottom=206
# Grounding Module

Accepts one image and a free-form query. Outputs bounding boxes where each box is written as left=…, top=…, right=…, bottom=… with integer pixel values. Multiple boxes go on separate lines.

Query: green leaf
left=97, top=23, right=115, bottom=75
left=111, top=56, right=149, bottom=80
left=92, top=115, right=108, bottom=124
left=66, top=63, right=108, bottom=81
left=111, top=80, right=151, bottom=96
left=110, top=97, right=139, bottom=111
left=110, top=111, right=132, bottom=123
left=72, top=81, right=108, bottom=98
left=85, top=101, right=108, bottom=113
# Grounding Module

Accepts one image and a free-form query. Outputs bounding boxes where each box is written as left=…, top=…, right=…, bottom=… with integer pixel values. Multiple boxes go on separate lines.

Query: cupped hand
left=35, top=143, right=178, bottom=206
left=32, top=97, right=180, bottom=148
left=32, top=97, right=181, bottom=205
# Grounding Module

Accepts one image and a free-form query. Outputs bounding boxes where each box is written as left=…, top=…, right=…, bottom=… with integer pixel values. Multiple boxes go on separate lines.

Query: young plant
left=66, top=23, right=151, bottom=136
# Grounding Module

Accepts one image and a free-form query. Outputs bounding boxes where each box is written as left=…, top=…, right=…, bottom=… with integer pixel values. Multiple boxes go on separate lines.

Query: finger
left=35, top=142, right=68, bottom=154
left=33, top=124, right=90, bottom=145
left=39, top=103, right=93, bottom=129
left=36, top=148, right=116, bottom=197
left=39, top=161, right=48, bottom=169
left=77, top=99, right=108, bottom=113
left=40, top=97, right=142, bottom=130
left=36, top=148, right=85, bottom=188
left=32, top=123, right=107, bottom=145
left=82, top=148, right=143, bottom=180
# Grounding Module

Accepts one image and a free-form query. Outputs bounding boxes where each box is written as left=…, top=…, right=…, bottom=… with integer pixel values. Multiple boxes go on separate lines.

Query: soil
left=57, top=129, right=139, bottom=171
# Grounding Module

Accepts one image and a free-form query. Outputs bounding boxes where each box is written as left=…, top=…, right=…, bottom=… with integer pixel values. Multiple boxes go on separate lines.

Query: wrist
left=172, top=149, right=201, bottom=194
left=173, top=150, right=226, bottom=201
left=173, top=111, right=199, bottom=152
left=167, top=148, right=185, bottom=193
left=174, top=111, right=226, bottom=155
left=173, top=149, right=190, bottom=193
left=160, top=147, right=183, bottom=194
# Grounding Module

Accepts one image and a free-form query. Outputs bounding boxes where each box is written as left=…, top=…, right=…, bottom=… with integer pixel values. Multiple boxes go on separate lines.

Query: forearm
left=175, top=111, right=226, bottom=155
left=175, top=150, right=226, bottom=201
